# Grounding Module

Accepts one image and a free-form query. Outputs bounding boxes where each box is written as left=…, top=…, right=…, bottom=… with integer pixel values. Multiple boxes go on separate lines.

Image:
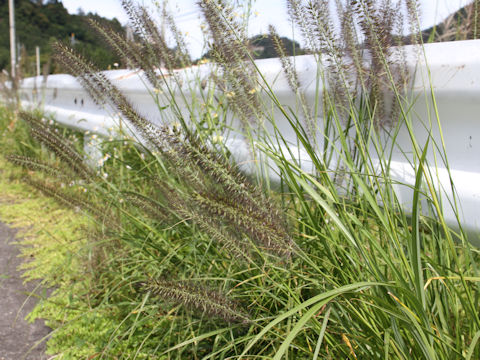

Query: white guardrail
left=18, top=39, right=480, bottom=246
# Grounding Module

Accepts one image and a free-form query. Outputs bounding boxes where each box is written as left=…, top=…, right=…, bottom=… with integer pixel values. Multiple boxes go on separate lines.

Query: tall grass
left=3, top=0, right=480, bottom=358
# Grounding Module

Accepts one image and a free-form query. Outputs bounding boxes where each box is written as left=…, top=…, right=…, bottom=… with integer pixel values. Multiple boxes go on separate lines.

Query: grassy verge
left=0, top=109, right=177, bottom=359
left=0, top=109, right=102, bottom=357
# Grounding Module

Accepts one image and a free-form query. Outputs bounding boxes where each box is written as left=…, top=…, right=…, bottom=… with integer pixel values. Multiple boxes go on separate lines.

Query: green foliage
left=0, top=0, right=125, bottom=74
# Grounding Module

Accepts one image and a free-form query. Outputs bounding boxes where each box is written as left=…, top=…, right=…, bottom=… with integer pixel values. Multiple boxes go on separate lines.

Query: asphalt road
left=0, top=221, right=50, bottom=360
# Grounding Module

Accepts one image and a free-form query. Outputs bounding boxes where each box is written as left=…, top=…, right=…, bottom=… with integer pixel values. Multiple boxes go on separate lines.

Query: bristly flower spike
left=144, top=279, right=251, bottom=324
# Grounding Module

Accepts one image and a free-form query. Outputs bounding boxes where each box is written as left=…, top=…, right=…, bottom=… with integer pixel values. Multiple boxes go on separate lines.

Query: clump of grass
left=130, top=127, right=293, bottom=259
left=3, top=0, right=480, bottom=359
left=2, top=110, right=116, bottom=229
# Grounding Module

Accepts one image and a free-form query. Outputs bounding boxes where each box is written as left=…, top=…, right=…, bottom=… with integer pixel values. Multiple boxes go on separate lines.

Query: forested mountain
left=422, top=1, right=480, bottom=43
left=0, top=0, right=125, bottom=75
left=1, top=0, right=305, bottom=76
left=249, top=34, right=305, bottom=59
left=199, top=33, right=305, bottom=63
left=6, top=0, right=474, bottom=78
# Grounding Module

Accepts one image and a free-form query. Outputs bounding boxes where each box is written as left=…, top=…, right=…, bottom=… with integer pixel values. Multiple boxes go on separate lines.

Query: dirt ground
left=0, top=221, right=50, bottom=360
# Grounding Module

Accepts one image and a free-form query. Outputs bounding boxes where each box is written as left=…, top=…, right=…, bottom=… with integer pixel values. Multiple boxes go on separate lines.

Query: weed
left=2, top=0, right=479, bottom=359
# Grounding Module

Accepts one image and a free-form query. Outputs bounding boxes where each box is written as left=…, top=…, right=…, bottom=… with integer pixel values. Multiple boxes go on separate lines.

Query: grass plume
left=19, top=111, right=95, bottom=180
left=198, top=0, right=262, bottom=129
left=23, top=177, right=108, bottom=221
left=5, top=154, right=73, bottom=180
left=144, top=278, right=250, bottom=324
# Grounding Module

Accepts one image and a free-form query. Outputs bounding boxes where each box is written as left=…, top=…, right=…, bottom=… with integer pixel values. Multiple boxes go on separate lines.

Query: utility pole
left=9, top=0, right=16, bottom=80
left=36, top=46, right=41, bottom=77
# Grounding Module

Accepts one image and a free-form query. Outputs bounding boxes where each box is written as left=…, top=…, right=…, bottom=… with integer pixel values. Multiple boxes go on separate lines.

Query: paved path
left=0, top=222, right=50, bottom=360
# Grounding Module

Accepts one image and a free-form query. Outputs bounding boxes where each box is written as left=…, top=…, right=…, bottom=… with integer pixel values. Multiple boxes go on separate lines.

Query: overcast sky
left=61, top=0, right=473, bottom=58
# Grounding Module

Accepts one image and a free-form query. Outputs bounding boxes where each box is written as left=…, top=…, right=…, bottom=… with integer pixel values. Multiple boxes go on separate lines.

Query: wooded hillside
left=0, top=0, right=124, bottom=75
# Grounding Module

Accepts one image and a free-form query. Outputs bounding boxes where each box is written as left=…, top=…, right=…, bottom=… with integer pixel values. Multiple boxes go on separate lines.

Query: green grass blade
left=240, top=282, right=385, bottom=356
left=161, top=327, right=232, bottom=356
left=273, top=301, right=328, bottom=360
left=294, top=175, right=358, bottom=249
left=411, top=138, right=430, bottom=311
left=466, top=331, right=480, bottom=360
left=312, top=306, right=331, bottom=360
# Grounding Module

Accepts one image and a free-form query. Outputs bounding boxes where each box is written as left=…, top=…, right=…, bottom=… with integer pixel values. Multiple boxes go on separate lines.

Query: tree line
left=0, top=0, right=124, bottom=76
